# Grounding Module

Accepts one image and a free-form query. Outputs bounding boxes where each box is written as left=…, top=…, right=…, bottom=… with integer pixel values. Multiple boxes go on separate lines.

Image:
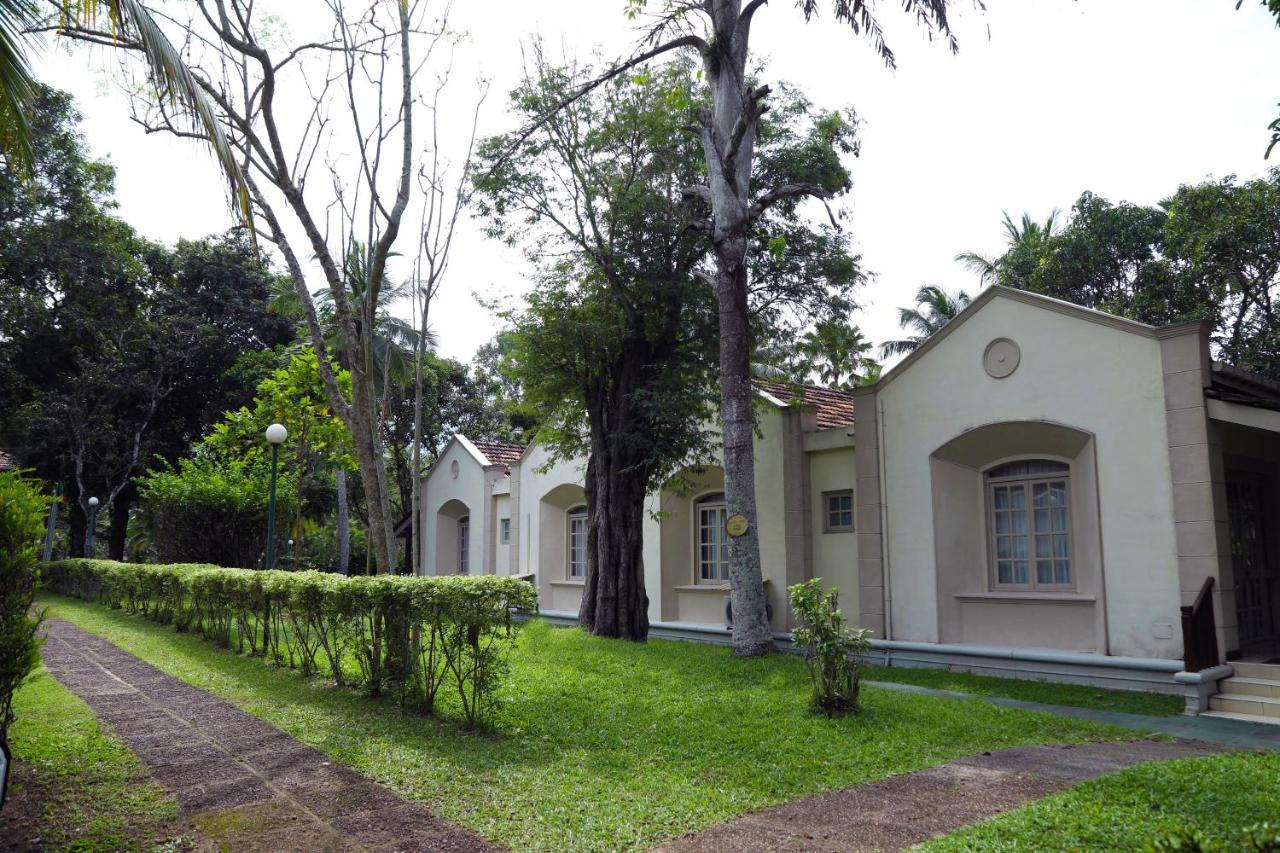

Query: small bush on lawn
left=137, top=456, right=297, bottom=568
left=789, top=579, right=870, bottom=717
left=0, top=470, right=51, bottom=744
left=43, top=559, right=537, bottom=729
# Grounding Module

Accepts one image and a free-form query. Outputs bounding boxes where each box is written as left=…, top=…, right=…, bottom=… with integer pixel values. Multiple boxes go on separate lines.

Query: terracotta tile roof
left=754, top=381, right=856, bottom=430
left=0, top=450, right=14, bottom=471
left=472, top=440, right=526, bottom=468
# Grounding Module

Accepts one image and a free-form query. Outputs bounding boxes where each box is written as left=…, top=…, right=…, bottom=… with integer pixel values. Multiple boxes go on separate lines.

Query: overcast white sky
left=32, top=0, right=1280, bottom=363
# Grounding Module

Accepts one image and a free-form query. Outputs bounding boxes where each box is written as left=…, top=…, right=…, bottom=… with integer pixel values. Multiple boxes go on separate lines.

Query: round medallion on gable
left=450, top=459, right=460, bottom=479
left=983, top=337, right=1021, bottom=379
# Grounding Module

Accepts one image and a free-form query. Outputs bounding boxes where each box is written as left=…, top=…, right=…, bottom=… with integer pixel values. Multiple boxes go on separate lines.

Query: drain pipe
left=878, top=393, right=894, bottom=656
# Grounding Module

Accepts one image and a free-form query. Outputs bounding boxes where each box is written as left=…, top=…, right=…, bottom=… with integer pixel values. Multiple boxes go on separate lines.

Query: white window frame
left=458, top=515, right=470, bottom=574
left=499, top=517, right=511, bottom=545
left=823, top=489, right=854, bottom=533
left=694, top=492, right=730, bottom=585
left=567, top=506, right=588, bottom=580
left=985, top=460, right=1073, bottom=591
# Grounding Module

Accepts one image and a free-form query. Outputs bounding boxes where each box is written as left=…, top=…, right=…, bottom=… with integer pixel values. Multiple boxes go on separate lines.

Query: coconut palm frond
left=67, top=0, right=251, bottom=226
left=0, top=0, right=41, bottom=174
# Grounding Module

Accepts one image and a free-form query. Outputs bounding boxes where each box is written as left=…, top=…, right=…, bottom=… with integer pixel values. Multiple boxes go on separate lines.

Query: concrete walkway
left=657, top=739, right=1218, bottom=852
left=39, top=617, right=494, bottom=852
left=865, top=680, right=1280, bottom=751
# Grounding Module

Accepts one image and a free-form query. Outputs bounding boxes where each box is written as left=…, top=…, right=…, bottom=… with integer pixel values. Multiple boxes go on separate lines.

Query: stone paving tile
left=658, top=740, right=1221, bottom=852
left=39, top=617, right=498, bottom=852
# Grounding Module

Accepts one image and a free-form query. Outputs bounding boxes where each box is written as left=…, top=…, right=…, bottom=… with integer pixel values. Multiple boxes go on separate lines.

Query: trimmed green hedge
left=43, top=559, right=538, bottom=728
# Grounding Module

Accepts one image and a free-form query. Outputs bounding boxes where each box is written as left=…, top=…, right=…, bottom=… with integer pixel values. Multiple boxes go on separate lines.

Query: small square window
left=500, top=518, right=511, bottom=545
left=823, top=490, right=854, bottom=533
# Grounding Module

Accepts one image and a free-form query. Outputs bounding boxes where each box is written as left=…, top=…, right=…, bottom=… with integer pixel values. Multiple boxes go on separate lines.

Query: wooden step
left=1217, top=676, right=1280, bottom=699
left=1230, top=661, right=1280, bottom=680
left=1209, top=692, right=1280, bottom=718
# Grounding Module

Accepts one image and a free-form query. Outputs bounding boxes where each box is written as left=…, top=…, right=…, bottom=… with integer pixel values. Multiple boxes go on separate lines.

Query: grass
left=7, top=667, right=190, bottom=851
left=40, top=593, right=1139, bottom=851
left=862, top=665, right=1185, bottom=717
left=922, top=750, right=1280, bottom=851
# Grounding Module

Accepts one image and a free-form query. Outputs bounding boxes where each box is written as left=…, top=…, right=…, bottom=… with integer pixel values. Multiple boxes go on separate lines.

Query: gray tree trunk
left=698, top=0, right=774, bottom=655
left=336, top=467, right=350, bottom=575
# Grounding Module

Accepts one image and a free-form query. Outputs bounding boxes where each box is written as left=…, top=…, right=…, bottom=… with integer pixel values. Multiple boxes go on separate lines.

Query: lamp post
left=85, top=496, right=100, bottom=557
left=263, top=423, right=288, bottom=570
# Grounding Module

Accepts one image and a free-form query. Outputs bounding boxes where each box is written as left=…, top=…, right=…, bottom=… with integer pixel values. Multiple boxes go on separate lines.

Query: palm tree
left=0, top=0, right=247, bottom=219
left=879, top=285, right=973, bottom=358
left=798, top=320, right=875, bottom=391
left=955, top=210, right=1060, bottom=288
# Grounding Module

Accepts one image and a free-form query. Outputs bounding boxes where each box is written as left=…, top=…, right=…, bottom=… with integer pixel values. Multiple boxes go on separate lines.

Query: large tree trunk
left=714, top=259, right=774, bottom=654
left=700, top=0, right=774, bottom=655
left=348, top=367, right=396, bottom=574
left=107, top=488, right=132, bottom=561
left=336, top=467, right=351, bottom=575
left=578, top=348, right=651, bottom=641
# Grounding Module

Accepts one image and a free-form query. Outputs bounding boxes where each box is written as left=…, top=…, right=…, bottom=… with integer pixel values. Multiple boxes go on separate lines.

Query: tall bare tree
left=57, top=1, right=475, bottom=573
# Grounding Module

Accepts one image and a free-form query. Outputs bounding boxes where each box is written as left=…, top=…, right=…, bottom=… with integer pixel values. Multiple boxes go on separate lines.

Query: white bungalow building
left=418, top=286, right=1280, bottom=717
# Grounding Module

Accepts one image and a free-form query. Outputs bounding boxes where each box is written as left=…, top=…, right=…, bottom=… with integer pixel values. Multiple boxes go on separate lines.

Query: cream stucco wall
left=875, top=292, right=1183, bottom=658
left=514, top=443, right=589, bottom=612
left=492, top=493, right=511, bottom=576
left=808, top=442, right=859, bottom=621
left=420, top=439, right=489, bottom=576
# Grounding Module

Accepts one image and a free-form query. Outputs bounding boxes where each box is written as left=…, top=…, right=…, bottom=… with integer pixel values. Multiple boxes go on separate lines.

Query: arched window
left=986, top=460, right=1071, bottom=589
left=695, top=493, right=729, bottom=584
left=567, top=506, right=588, bottom=579
left=458, top=516, right=470, bottom=574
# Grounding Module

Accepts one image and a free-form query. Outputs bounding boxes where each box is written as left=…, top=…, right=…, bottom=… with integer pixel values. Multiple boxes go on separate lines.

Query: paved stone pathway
left=39, top=617, right=495, bottom=852
left=657, top=739, right=1219, bottom=852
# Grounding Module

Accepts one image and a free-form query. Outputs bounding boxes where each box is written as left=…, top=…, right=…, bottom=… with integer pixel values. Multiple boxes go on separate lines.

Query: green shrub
left=0, top=470, right=52, bottom=744
left=788, top=579, right=870, bottom=717
left=42, top=559, right=537, bottom=729
left=137, top=456, right=296, bottom=568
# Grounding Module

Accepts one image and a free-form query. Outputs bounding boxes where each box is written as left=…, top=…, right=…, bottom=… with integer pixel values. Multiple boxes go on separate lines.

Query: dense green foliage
left=0, top=87, right=292, bottom=558
left=42, top=559, right=537, bottom=728
left=475, top=57, right=862, bottom=638
left=789, top=579, right=871, bottom=716
left=7, top=670, right=185, bottom=851
left=46, top=596, right=1125, bottom=851
left=136, top=457, right=297, bottom=568
left=964, top=172, right=1280, bottom=379
left=924, top=751, right=1280, bottom=851
left=0, top=469, right=49, bottom=744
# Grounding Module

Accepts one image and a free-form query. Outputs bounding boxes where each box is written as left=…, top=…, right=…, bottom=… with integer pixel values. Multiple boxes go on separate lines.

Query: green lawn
left=922, top=750, right=1280, bottom=851
left=862, top=665, right=1185, bottom=717
left=43, top=593, right=1136, bottom=851
left=7, top=667, right=190, bottom=851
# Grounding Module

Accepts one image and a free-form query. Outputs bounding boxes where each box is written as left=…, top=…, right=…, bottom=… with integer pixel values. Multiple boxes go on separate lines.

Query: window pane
left=1033, top=483, right=1049, bottom=508
left=1013, top=561, right=1028, bottom=584
left=1034, top=508, right=1051, bottom=532
left=1053, top=534, right=1069, bottom=558
left=996, top=536, right=1011, bottom=560
left=1048, top=482, right=1067, bottom=507
left=1012, top=536, right=1028, bottom=560
left=1009, top=486, right=1025, bottom=509
left=995, top=512, right=1011, bottom=535
left=1052, top=507, right=1068, bottom=532
left=1011, top=510, right=1027, bottom=535
left=997, top=563, right=1012, bottom=584
left=1036, top=536, right=1052, bottom=559
left=1055, top=560, right=1071, bottom=584
left=1037, top=560, right=1054, bottom=584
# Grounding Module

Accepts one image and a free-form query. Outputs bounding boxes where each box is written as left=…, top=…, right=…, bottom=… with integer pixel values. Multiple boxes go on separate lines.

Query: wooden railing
left=1181, top=576, right=1220, bottom=672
